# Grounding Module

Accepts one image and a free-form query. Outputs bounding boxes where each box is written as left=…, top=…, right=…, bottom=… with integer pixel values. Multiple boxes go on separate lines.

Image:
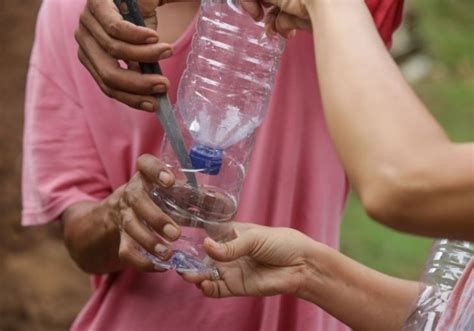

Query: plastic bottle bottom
left=141, top=249, right=213, bottom=273
left=139, top=227, right=214, bottom=272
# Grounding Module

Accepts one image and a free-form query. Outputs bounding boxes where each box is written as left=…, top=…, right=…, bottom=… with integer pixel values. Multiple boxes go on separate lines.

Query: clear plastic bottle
left=179, top=0, right=285, bottom=175
left=145, top=0, right=285, bottom=272
left=403, top=240, right=474, bottom=330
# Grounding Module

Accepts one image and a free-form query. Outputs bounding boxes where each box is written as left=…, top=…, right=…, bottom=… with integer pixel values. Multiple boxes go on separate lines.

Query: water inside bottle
left=147, top=183, right=237, bottom=272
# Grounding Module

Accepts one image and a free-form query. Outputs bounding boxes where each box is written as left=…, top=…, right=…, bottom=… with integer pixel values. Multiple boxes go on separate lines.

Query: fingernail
left=159, top=49, right=172, bottom=60
left=140, top=101, right=155, bottom=112
left=146, top=37, right=159, bottom=44
left=158, top=171, right=172, bottom=186
left=163, top=224, right=180, bottom=241
left=152, top=84, right=167, bottom=94
left=154, top=243, right=169, bottom=258
left=205, top=237, right=219, bottom=248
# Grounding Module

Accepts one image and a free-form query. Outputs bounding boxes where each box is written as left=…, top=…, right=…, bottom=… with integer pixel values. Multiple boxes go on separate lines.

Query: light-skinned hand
left=240, top=0, right=312, bottom=38
left=182, top=223, right=324, bottom=297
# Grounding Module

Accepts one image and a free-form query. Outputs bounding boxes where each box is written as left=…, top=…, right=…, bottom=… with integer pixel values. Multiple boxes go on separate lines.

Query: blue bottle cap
left=189, top=144, right=223, bottom=175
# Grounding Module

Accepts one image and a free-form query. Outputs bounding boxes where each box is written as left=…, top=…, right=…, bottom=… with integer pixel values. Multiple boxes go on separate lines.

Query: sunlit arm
left=307, top=0, right=474, bottom=240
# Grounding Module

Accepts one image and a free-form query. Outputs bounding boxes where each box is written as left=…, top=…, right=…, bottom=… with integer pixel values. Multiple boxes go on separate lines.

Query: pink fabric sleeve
left=367, top=0, right=405, bottom=48
left=22, top=1, right=111, bottom=226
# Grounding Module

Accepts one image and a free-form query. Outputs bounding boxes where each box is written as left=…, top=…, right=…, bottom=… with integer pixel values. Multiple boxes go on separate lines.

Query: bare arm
left=307, top=1, right=474, bottom=240
left=62, top=197, right=124, bottom=274
left=62, top=155, right=180, bottom=275
left=300, top=240, right=420, bottom=330
left=184, top=225, right=420, bottom=330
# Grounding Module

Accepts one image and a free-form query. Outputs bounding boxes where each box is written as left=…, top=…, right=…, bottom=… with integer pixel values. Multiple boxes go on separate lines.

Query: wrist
left=302, top=0, right=317, bottom=17
left=303, top=0, right=329, bottom=19
left=304, top=0, right=367, bottom=22
left=296, top=240, right=335, bottom=303
left=62, top=196, right=123, bottom=274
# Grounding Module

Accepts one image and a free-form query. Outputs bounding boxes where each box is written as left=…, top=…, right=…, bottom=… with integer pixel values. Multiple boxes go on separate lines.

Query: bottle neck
left=189, top=143, right=224, bottom=175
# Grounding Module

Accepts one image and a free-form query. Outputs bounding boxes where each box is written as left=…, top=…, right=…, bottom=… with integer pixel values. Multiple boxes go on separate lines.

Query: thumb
left=135, top=0, right=160, bottom=31
left=239, top=0, right=264, bottom=21
left=204, top=233, right=257, bottom=262
left=137, top=0, right=160, bottom=17
left=274, top=12, right=311, bottom=37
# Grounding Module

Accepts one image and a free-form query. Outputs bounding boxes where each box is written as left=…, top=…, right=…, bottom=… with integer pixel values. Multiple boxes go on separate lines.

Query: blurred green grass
left=340, top=0, right=474, bottom=280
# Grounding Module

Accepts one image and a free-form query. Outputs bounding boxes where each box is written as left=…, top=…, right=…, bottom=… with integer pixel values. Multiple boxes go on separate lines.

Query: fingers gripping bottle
left=145, top=0, right=285, bottom=272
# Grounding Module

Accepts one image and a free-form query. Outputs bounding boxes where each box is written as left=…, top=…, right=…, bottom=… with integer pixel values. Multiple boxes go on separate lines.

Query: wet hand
left=106, top=154, right=180, bottom=271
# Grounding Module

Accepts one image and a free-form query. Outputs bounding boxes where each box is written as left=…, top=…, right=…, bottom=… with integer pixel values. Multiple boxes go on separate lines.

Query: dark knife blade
left=114, top=0, right=198, bottom=187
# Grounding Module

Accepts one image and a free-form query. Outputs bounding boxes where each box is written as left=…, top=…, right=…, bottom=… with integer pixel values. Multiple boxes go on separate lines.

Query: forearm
left=299, top=242, right=420, bottom=330
left=62, top=199, right=124, bottom=274
left=307, top=1, right=474, bottom=238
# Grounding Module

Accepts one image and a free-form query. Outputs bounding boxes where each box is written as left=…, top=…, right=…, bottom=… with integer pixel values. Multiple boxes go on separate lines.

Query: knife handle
left=113, top=0, right=164, bottom=77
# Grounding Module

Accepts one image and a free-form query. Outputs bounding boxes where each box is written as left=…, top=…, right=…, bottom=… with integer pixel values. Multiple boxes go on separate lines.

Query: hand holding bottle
left=182, top=223, right=320, bottom=297
left=239, top=0, right=312, bottom=38
left=105, top=154, right=181, bottom=271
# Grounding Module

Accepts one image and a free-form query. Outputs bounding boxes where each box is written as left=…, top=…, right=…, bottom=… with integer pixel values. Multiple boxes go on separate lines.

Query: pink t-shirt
left=437, top=258, right=474, bottom=331
left=22, top=1, right=402, bottom=330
